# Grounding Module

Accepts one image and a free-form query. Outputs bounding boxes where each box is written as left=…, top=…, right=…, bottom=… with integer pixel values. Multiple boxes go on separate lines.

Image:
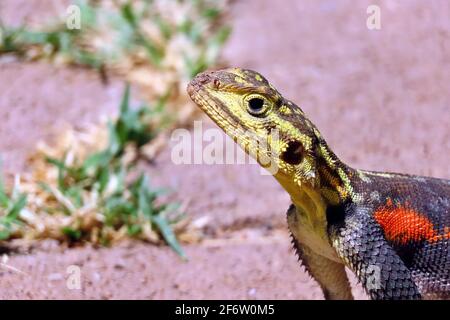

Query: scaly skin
left=187, top=68, right=450, bottom=300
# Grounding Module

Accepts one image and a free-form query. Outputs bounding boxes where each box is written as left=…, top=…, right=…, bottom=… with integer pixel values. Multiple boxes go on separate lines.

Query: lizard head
left=187, top=68, right=326, bottom=189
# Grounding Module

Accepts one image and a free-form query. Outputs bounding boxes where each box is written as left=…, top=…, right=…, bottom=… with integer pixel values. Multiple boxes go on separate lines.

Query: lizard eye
left=245, top=94, right=269, bottom=116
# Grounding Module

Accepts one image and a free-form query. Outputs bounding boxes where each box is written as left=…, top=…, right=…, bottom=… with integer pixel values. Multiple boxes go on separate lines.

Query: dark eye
left=246, top=96, right=270, bottom=116
left=248, top=98, right=264, bottom=112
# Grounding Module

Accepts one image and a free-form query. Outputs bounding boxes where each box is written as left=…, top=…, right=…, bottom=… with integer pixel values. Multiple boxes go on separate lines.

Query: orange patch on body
left=374, top=201, right=450, bottom=245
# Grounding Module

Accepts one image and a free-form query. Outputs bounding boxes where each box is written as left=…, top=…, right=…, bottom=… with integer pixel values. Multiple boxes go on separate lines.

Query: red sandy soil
left=0, top=0, right=448, bottom=299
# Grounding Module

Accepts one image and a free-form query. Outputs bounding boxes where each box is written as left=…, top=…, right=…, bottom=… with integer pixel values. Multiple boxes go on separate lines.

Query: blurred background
left=0, top=0, right=448, bottom=299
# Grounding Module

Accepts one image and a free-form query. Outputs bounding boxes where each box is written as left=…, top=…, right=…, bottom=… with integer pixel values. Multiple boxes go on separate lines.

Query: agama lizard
left=187, top=68, right=450, bottom=300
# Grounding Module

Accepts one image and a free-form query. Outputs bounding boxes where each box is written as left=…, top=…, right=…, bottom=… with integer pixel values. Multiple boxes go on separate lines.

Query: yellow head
left=187, top=68, right=339, bottom=190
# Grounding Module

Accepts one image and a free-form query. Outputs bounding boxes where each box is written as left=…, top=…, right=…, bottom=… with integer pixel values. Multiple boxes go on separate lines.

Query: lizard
left=187, top=68, right=450, bottom=300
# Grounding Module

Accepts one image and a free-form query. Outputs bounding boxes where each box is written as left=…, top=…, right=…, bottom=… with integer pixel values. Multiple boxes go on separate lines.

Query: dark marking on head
left=281, top=141, right=304, bottom=165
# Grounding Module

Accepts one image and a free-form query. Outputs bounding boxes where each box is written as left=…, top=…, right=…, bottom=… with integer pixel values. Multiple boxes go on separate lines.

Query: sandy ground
left=0, top=0, right=449, bottom=299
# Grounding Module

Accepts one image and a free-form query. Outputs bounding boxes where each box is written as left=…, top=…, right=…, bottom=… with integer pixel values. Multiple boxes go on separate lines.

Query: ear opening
left=280, top=140, right=304, bottom=165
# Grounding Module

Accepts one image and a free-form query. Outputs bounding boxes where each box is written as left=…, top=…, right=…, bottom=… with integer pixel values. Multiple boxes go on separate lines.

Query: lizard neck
left=276, top=140, right=359, bottom=253
left=277, top=140, right=357, bottom=261
left=315, top=141, right=357, bottom=206
left=276, top=139, right=358, bottom=209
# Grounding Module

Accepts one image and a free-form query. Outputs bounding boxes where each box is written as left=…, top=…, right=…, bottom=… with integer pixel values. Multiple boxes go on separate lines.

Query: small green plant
left=46, top=85, right=185, bottom=257
left=0, top=4, right=102, bottom=68
left=0, top=0, right=232, bottom=256
left=0, top=0, right=230, bottom=77
left=0, top=86, right=186, bottom=258
left=0, top=176, right=27, bottom=240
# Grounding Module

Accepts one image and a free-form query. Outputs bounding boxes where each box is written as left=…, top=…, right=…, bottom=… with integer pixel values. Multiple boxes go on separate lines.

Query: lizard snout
left=187, top=71, right=215, bottom=96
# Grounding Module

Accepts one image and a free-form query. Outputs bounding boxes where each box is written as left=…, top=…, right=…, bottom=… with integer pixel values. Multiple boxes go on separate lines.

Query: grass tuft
left=0, top=86, right=186, bottom=258
left=0, top=0, right=232, bottom=256
left=0, top=0, right=231, bottom=125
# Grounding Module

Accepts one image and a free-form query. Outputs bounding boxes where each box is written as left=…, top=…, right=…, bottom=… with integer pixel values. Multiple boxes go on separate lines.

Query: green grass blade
left=0, top=175, right=10, bottom=208
left=7, top=193, right=27, bottom=219
left=120, top=83, right=131, bottom=114
left=151, top=214, right=186, bottom=260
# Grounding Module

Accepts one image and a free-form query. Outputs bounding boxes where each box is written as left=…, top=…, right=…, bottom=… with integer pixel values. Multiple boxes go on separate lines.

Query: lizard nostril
left=197, top=74, right=211, bottom=85
left=190, top=72, right=212, bottom=88
left=213, top=79, right=221, bottom=88
left=188, top=72, right=214, bottom=95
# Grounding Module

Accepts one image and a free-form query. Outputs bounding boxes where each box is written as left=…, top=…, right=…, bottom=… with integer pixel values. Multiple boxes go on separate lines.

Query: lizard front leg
left=287, top=205, right=353, bottom=300
left=291, top=239, right=354, bottom=299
